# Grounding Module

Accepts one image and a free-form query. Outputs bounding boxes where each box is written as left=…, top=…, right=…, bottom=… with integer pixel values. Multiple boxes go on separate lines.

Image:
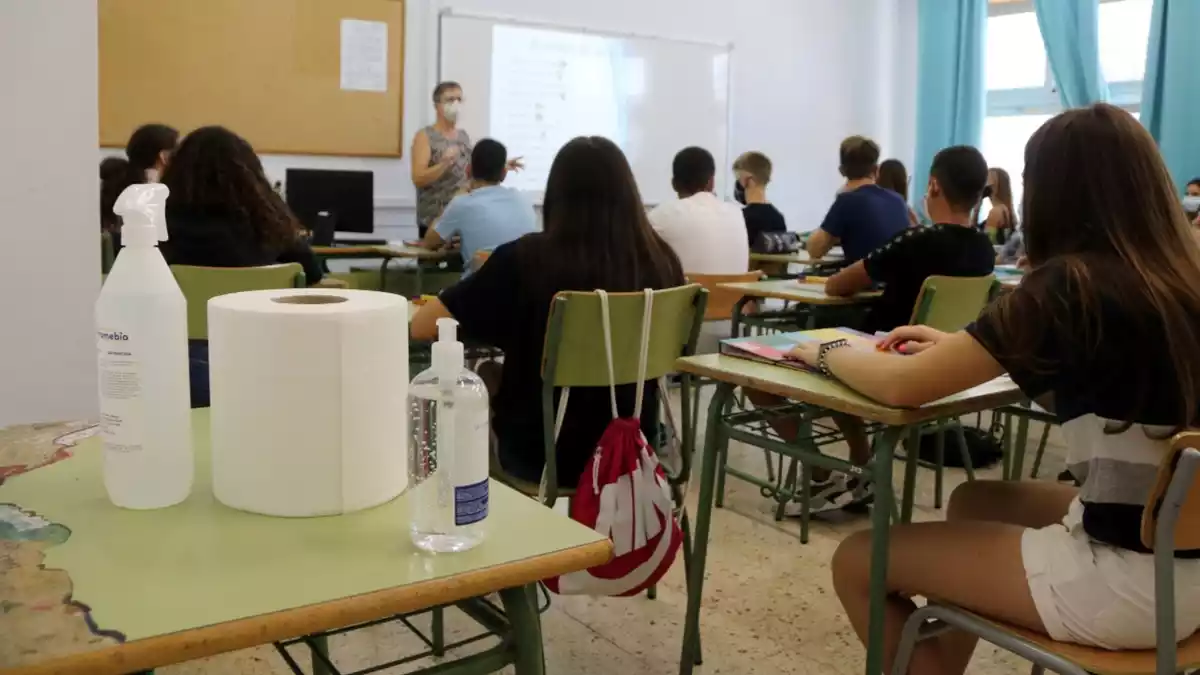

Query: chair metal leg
left=1029, top=666, right=1046, bottom=675
left=1002, top=411, right=1014, bottom=480
left=647, top=585, right=657, bottom=600
left=500, top=584, right=545, bottom=675
left=715, top=438, right=730, bottom=508
left=954, top=423, right=976, bottom=482
left=1011, top=414, right=1031, bottom=480
left=900, top=426, right=920, bottom=523
left=934, top=428, right=946, bottom=509
left=1029, top=423, right=1051, bottom=479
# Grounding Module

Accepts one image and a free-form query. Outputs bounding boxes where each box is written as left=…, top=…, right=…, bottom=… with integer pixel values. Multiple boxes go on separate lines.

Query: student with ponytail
left=99, top=123, right=179, bottom=246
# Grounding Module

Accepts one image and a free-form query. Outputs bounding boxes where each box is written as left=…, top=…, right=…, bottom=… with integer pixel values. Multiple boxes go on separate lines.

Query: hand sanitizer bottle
left=409, top=318, right=490, bottom=552
left=95, top=183, right=193, bottom=509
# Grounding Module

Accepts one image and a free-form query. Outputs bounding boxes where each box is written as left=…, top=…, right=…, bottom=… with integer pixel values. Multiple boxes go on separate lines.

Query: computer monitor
left=285, top=169, right=374, bottom=234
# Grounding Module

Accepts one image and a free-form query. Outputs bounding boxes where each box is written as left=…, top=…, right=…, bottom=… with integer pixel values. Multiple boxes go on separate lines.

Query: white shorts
left=1021, top=498, right=1200, bottom=649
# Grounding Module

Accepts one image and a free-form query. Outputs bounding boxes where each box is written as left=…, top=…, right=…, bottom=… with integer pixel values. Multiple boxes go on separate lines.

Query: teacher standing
left=411, top=81, right=471, bottom=237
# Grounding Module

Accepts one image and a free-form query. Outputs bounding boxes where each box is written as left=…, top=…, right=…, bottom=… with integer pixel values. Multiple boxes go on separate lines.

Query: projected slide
left=490, top=25, right=631, bottom=191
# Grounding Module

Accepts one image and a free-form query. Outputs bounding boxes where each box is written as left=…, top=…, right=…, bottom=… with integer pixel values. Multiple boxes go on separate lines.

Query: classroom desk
left=673, top=352, right=1022, bottom=675
left=0, top=410, right=610, bottom=675
left=719, top=279, right=882, bottom=336
left=312, top=245, right=452, bottom=294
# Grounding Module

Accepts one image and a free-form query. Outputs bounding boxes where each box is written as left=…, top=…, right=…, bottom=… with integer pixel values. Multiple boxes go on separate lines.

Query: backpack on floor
left=543, top=289, right=682, bottom=597
left=916, top=425, right=1003, bottom=470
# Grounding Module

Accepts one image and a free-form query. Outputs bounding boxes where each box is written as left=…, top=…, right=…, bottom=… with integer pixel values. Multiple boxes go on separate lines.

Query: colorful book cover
left=719, top=328, right=879, bottom=372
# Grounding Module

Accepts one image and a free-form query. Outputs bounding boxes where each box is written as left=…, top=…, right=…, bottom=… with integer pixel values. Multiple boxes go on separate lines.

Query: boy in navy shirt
left=807, top=136, right=910, bottom=263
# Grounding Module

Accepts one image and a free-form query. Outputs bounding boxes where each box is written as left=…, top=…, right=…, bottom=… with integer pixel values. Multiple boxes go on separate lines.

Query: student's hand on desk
left=786, top=341, right=822, bottom=368
left=877, top=325, right=948, bottom=355
left=507, top=156, right=525, bottom=172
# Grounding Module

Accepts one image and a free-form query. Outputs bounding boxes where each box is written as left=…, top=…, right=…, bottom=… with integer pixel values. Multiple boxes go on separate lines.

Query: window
left=981, top=0, right=1152, bottom=212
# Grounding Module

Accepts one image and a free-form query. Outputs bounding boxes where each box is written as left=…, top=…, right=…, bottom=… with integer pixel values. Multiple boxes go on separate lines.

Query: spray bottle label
left=97, top=329, right=143, bottom=454
left=453, top=408, right=490, bottom=526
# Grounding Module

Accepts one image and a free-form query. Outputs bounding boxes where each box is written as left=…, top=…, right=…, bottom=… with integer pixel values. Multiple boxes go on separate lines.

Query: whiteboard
left=439, top=12, right=732, bottom=204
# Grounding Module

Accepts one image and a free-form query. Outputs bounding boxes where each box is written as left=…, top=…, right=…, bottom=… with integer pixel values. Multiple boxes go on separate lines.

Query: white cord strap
left=598, top=290, right=620, bottom=420
left=633, top=288, right=654, bottom=419
left=552, top=387, right=571, bottom=443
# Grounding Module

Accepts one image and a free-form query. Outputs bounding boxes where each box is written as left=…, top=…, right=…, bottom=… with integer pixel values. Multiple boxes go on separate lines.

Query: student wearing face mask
left=411, top=82, right=472, bottom=238
left=733, top=151, right=787, bottom=247
left=1185, top=178, right=1200, bottom=226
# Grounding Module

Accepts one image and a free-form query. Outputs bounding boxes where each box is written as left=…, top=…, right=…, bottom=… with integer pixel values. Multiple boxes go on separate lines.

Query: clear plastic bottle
left=95, top=183, right=193, bottom=509
left=409, top=318, right=490, bottom=552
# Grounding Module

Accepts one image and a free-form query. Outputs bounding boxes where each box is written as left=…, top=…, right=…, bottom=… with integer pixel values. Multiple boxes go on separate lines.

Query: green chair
left=492, top=284, right=707, bottom=503
left=170, top=264, right=306, bottom=340
left=893, top=431, right=1200, bottom=675
left=101, top=231, right=115, bottom=275
left=900, top=274, right=999, bottom=514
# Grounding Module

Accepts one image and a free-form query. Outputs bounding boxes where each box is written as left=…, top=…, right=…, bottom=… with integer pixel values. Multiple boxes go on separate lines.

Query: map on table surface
left=719, top=328, right=880, bottom=372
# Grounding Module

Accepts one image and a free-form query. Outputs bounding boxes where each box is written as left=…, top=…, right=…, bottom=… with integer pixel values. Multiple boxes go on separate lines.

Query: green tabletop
left=719, top=279, right=881, bottom=307
left=0, top=410, right=609, bottom=675
left=676, top=351, right=1022, bottom=426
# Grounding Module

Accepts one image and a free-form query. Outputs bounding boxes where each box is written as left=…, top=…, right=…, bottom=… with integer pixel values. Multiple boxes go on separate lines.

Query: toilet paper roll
left=208, top=289, right=409, bottom=517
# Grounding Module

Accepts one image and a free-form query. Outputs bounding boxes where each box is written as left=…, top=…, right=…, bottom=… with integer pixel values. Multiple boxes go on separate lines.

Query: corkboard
left=99, top=0, right=405, bottom=157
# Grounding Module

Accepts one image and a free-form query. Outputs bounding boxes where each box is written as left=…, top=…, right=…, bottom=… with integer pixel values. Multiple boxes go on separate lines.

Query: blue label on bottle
left=455, top=479, right=489, bottom=526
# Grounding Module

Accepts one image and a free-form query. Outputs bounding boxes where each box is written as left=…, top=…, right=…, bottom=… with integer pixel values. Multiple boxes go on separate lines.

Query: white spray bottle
left=95, top=183, right=193, bottom=509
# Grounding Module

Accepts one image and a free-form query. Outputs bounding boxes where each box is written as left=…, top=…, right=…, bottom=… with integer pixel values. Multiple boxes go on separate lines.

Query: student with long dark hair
left=411, top=136, right=685, bottom=486
left=787, top=104, right=1200, bottom=673
left=159, top=126, right=321, bottom=284
left=877, top=158, right=920, bottom=227
left=100, top=123, right=178, bottom=241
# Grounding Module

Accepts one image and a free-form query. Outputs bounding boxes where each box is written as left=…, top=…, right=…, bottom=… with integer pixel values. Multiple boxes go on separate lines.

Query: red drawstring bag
left=543, top=289, right=682, bottom=596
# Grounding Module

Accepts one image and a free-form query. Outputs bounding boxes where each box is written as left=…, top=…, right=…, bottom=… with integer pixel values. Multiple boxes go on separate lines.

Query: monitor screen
left=285, top=169, right=374, bottom=234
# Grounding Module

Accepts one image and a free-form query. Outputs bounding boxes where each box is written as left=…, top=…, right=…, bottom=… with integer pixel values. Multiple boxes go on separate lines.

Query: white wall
left=1, top=1, right=100, bottom=425
left=100, top=0, right=918, bottom=237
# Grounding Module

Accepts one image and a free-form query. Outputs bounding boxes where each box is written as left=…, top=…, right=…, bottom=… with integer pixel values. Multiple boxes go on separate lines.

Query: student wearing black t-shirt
left=410, top=136, right=685, bottom=488
left=825, top=145, right=996, bottom=334
left=744, top=146, right=995, bottom=515
left=788, top=104, right=1200, bottom=672
left=733, top=151, right=787, bottom=247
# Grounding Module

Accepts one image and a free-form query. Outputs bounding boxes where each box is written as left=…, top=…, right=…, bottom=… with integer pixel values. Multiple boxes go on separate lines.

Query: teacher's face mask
left=442, top=101, right=461, bottom=123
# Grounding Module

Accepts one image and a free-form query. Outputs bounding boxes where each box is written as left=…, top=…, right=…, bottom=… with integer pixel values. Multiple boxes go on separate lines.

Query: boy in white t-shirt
left=648, top=147, right=749, bottom=274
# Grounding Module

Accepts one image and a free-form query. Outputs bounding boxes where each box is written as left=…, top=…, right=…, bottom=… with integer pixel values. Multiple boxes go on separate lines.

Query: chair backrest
left=541, top=284, right=707, bottom=388
left=171, top=264, right=306, bottom=339
left=686, top=271, right=763, bottom=321
left=909, top=275, right=998, bottom=332
left=1141, top=430, right=1200, bottom=552
left=100, top=231, right=115, bottom=275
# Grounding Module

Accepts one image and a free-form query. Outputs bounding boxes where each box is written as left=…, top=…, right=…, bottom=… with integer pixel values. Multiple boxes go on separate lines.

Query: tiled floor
left=164, top=396, right=1063, bottom=675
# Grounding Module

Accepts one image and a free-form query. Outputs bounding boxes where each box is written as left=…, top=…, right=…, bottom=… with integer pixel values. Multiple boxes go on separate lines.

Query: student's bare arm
left=824, top=260, right=872, bottom=297
left=411, top=131, right=451, bottom=188
left=816, top=331, right=1005, bottom=408
left=807, top=229, right=838, bottom=258
left=411, top=298, right=453, bottom=341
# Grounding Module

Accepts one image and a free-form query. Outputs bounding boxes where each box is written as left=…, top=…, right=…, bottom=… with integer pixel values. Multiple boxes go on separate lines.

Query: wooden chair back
left=171, top=264, right=306, bottom=339
left=909, top=275, right=998, bottom=332
left=1141, top=430, right=1200, bottom=551
left=686, top=271, right=763, bottom=321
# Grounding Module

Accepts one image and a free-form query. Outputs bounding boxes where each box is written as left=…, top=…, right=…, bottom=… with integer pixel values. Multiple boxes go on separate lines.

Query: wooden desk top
left=675, top=350, right=1023, bottom=426
left=0, top=411, right=610, bottom=675
left=312, top=245, right=448, bottom=260
left=718, top=279, right=881, bottom=306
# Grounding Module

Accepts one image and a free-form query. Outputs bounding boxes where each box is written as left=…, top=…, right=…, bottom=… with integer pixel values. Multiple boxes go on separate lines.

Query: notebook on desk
left=719, top=328, right=880, bottom=372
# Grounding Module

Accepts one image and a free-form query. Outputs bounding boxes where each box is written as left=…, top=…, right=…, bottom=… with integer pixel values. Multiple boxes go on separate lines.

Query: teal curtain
left=913, top=0, right=987, bottom=211
left=1142, top=0, right=1200, bottom=190
left=1034, top=0, right=1109, bottom=107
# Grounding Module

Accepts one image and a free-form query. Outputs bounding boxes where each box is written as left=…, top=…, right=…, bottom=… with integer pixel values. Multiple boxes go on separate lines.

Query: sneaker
left=784, top=473, right=855, bottom=517
left=842, top=478, right=875, bottom=514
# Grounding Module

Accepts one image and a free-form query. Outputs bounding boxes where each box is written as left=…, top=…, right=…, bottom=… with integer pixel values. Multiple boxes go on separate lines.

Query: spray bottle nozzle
left=437, top=318, right=458, bottom=343
left=114, top=183, right=170, bottom=247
